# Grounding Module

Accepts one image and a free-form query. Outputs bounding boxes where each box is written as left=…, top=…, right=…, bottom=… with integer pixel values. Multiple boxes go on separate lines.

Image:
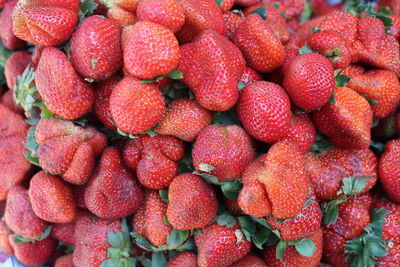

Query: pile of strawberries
left=0, top=0, right=400, bottom=266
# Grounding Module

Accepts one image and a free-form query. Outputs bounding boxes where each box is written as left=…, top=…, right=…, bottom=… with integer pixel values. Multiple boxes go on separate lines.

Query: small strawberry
left=223, top=12, right=244, bottom=40
left=223, top=197, right=243, bottom=216
left=237, top=81, right=291, bottom=143
left=167, top=252, right=197, bottom=267
left=1, top=89, right=23, bottom=114
left=230, top=253, right=267, bottom=267
left=4, top=51, right=32, bottom=90
left=0, top=220, right=14, bottom=255
left=55, top=254, right=73, bottom=267
left=0, top=0, right=26, bottom=50
left=379, top=139, right=400, bottom=204
left=239, top=66, right=263, bottom=85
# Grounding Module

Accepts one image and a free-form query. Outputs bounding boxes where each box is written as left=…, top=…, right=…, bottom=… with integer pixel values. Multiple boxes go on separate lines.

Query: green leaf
left=238, top=216, right=256, bottom=236
left=79, top=0, right=98, bottom=23
left=323, top=197, right=346, bottom=226
left=335, top=74, right=351, bottom=87
left=166, top=70, right=183, bottom=80
left=379, top=6, right=393, bottom=15
left=221, top=180, right=243, bottom=201
left=193, top=171, right=220, bottom=184
left=215, top=0, right=223, bottom=8
left=212, top=108, right=241, bottom=126
left=252, top=228, right=270, bottom=249
left=328, top=91, right=336, bottom=104
left=341, top=176, right=372, bottom=195
left=140, top=79, right=158, bottom=84
left=370, top=141, right=386, bottom=153
left=0, top=41, right=12, bottom=68
left=294, top=238, right=316, bottom=257
left=167, top=229, right=188, bottom=248
left=361, top=94, right=378, bottom=106
left=102, top=258, right=119, bottom=267
left=73, top=117, right=88, bottom=127
left=298, top=44, right=313, bottom=55
left=137, top=254, right=152, bottom=267
left=250, top=6, right=268, bottom=20
left=250, top=216, right=270, bottom=229
left=130, top=232, right=156, bottom=251
left=300, top=1, right=313, bottom=24
left=276, top=240, right=287, bottom=261
left=13, top=226, right=52, bottom=244
left=41, top=105, right=54, bottom=120
left=311, top=27, right=321, bottom=33
left=159, top=190, right=169, bottom=203
left=152, top=252, right=166, bottom=267
left=238, top=82, right=247, bottom=90
left=215, top=212, right=237, bottom=228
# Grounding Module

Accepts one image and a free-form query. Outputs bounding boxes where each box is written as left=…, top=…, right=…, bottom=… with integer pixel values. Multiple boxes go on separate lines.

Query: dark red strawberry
left=4, top=51, right=32, bottom=90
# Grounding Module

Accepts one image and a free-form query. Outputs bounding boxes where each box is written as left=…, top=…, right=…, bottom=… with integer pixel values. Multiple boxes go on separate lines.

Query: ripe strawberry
left=312, top=86, right=373, bottom=150
left=4, top=185, right=47, bottom=239
left=0, top=90, right=23, bottom=114
left=223, top=12, right=244, bottom=40
left=124, top=21, right=180, bottom=80
left=167, top=252, right=197, bottom=267
left=372, top=200, right=400, bottom=244
left=55, top=254, right=73, bottom=267
left=137, top=0, right=185, bottom=33
left=308, top=30, right=352, bottom=69
left=12, top=0, right=79, bottom=46
left=318, top=10, right=358, bottom=44
left=0, top=0, right=26, bottom=50
left=52, top=221, right=76, bottom=246
left=85, top=147, right=143, bottom=219
left=233, top=14, right=285, bottom=73
left=35, top=47, right=94, bottom=120
left=223, top=197, right=243, bottom=216
left=109, top=76, right=165, bottom=134
left=0, top=220, right=14, bottom=255
left=235, top=0, right=261, bottom=7
left=281, top=112, right=316, bottom=154
left=230, top=253, right=267, bottom=267
left=192, top=125, right=255, bottom=181
left=388, top=14, right=400, bottom=41
left=70, top=16, right=122, bottom=80
left=263, top=0, right=305, bottom=20
left=379, top=139, right=400, bottom=204
left=322, top=227, right=349, bottom=267
left=218, top=0, right=234, bottom=12
left=123, top=135, right=184, bottom=189
left=195, top=223, right=251, bottom=267
left=380, top=0, right=400, bottom=16
left=377, top=243, right=400, bottom=266
left=175, top=0, right=226, bottom=43
left=132, top=189, right=172, bottom=246
left=4, top=51, right=32, bottom=91
left=237, top=81, right=291, bottom=143
left=167, top=173, right=218, bottom=230
left=239, top=66, right=263, bottom=85
left=178, top=30, right=245, bottom=111
left=155, top=98, right=212, bottom=142
left=106, top=6, right=136, bottom=26
left=263, top=229, right=323, bottom=267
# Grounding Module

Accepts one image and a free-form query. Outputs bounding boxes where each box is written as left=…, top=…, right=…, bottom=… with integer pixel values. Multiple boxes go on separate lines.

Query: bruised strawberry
left=55, top=254, right=73, bottom=267
left=231, top=253, right=267, bottom=267
left=12, top=0, right=79, bottom=46
left=167, top=173, right=218, bottom=230
left=281, top=112, right=316, bottom=154
left=223, top=12, right=243, bottom=40
left=123, top=135, right=184, bottom=189
left=4, top=185, right=47, bottom=239
left=109, top=76, right=165, bottom=134
left=10, top=235, right=56, bottom=267
left=237, top=81, right=291, bottom=143
left=85, top=147, right=143, bottom=219
left=0, top=220, right=14, bottom=255
left=167, top=252, right=197, bottom=267
left=137, top=0, right=185, bottom=33
left=192, top=125, right=255, bottom=181
left=132, top=189, right=172, bottom=246
left=233, top=14, right=285, bottom=73
left=155, top=98, right=212, bottom=142
left=312, top=86, right=373, bottom=150
left=379, top=139, right=400, bottom=204
left=195, top=223, right=251, bottom=267
left=0, top=0, right=26, bottom=50
left=239, top=66, right=263, bottom=85
left=35, top=117, right=107, bottom=185
left=124, top=21, right=180, bottom=80
left=70, top=16, right=122, bottom=80
left=178, top=30, right=245, bottom=111
left=4, top=51, right=32, bottom=90
left=36, top=47, right=94, bottom=120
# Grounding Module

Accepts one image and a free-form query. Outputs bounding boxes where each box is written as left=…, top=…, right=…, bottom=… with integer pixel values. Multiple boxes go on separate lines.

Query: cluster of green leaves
left=79, top=0, right=98, bottom=23
left=141, top=70, right=183, bottom=84
left=24, top=122, right=39, bottom=166
left=212, top=107, right=241, bottom=126
left=13, top=226, right=52, bottom=244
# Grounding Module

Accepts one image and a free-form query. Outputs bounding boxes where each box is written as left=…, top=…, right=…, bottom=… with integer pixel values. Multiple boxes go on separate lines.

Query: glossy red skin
left=223, top=197, right=243, bottom=216
left=372, top=200, right=400, bottom=244
left=237, top=81, right=291, bottom=143
left=12, top=0, right=79, bottom=46
left=281, top=112, right=316, bottom=154
left=178, top=30, right=245, bottom=111
left=318, top=11, right=358, bottom=44
left=379, top=139, right=400, bottom=204
left=230, top=253, right=267, bottom=267
left=55, top=254, right=74, bottom=267
left=0, top=220, right=14, bottom=255
left=70, top=16, right=122, bottom=80
left=0, top=0, right=26, bottom=50
left=10, top=236, right=56, bottom=267
left=4, top=51, right=32, bottom=91
left=167, top=252, right=197, bottom=267
left=192, top=125, right=255, bottom=181
left=223, top=12, right=243, bottom=40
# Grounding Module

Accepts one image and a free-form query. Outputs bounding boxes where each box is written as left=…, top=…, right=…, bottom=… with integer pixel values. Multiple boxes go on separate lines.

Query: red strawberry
left=12, top=0, right=79, bottom=46
left=4, top=51, right=32, bottom=90
left=36, top=47, right=94, bottom=120
left=124, top=21, right=180, bottom=79
left=52, top=221, right=76, bottom=246
left=237, top=81, right=291, bottom=143
left=380, top=0, right=400, bottom=16
left=178, top=30, right=245, bottom=111
left=137, top=0, right=186, bottom=33
left=55, top=254, right=73, bottom=267
left=224, top=197, right=243, bottom=216
left=85, top=147, right=143, bottom=219
left=0, top=89, right=23, bottom=114
left=167, top=252, right=198, bottom=267
left=379, top=139, right=400, bottom=204
left=239, top=66, right=263, bottom=85
left=322, top=227, right=349, bottom=267
left=106, top=6, right=136, bottom=26
left=167, top=173, right=218, bottom=230
left=230, top=253, right=267, bottom=267
left=377, top=243, right=400, bottom=266
left=286, top=16, right=325, bottom=50
left=195, top=223, right=251, bottom=267
left=388, top=14, right=400, bottom=41
left=218, top=0, right=234, bottom=12
left=318, top=10, right=358, bottom=44
left=235, top=0, right=261, bottom=7
left=0, top=220, right=14, bottom=255
left=223, top=11, right=244, bottom=40
left=263, top=0, right=305, bottom=20
left=109, top=76, right=165, bottom=134
left=35, top=117, right=107, bottom=185
left=70, top=16, right=122, bottom=80
left=0, top=0, right=26, bottom=50
left=155, top=98, right=212, bottom=142
left=233, top=14, right=285, bottom=73
left=372, top=200, right=400, bottom=244
left=132, top=189, right=172, bottom=246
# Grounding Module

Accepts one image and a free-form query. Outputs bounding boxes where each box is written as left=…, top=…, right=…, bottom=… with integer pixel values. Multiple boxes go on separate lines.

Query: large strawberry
left=35, top=117, right=107, bottom=185
left=167, top=173, right=218, bottom=230
left=85, top=147, right=143, bottom=219
left=12, top=0, right=79, bottom=46
left=123, top=135, right=184, bottom=189
left=35, top=47, right=94, bottom=120
left=167, top=252, right=197, bottom=267
left=237, top=81, right=291, bottom=143
left=232, top=14, right=285, bottom=73
left=4, top=51, right=32, bottom=91
left=195, top=223, right=251, bottom=267
left=109, top=76, right=165, bottom=134
left=70, top=16, right=122, bottom=81
left=379, top=139, right=400, bottom=204
left=178, top=30, right=245, bottom=111
left=0, top=0, right=26, bottom=50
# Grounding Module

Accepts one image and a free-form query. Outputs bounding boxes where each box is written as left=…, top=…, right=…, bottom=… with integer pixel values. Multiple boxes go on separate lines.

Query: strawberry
left=237, top=81, right=291, bottom=143
left=35, top=47, right=94, bottom=120
left=12, top=0, right=79, bottom=46
left=175, top=0, right=226, bottom=43
left=4, top=51, right=32, bottom=91
left=223, top=12, right=243, bottom=40
left=380, top=0, right=400, bottom=16
left=55, top=254, right=73, bottom=267
left=388, top=14, right=400, bottom=41
left=0, top=0, right=7, bottom=9
left=308, top=30, right=352, bottom=69
left=377, top=243, right=400, bottom=266
left=372, top=200, right=400, bottom=244
left=232, top=14, right=285, bottom=73
left=263, top=229, right=323, bottom=267
left=106, top=5, right=136, bottom=26
left=318, top=10, right=358, bottom=44
left=286, top=16, right=326, bottom=50
left=109, top=76, right=165, bottom=134
left=239, top=66, right=263, bottom=85
left=379, top=139, right=400, bottom=203
left=52, top=221, right=76, bottom=246
left=9, top=235, right=56, bottom=267
left=167, top=252, right=197, bottom=267
left=167, top=173, right=218, bottom=230
left=155, top=98, right=212, bottom=142
left=312, top=86, right=373, bottom=150
left=124, top=21, right=180, bottom=80
left=85, top=147, right=144, bottom=219
left=70, top=16, right=122, bottom=81
left=132, top=189, right=172, bottom=246
left=35, top=117, right=107, bottom=185
left=123, top=135, right=184, bottom=189
left=322, top=227, right=349, bottom=267
left=235, top=0, right=261, bottom=7
left=263, top=0, right=305, bottom=20
left=195, top=223, right=251, bottom=267
left=4, top=185, right=47, bottom=239
left=223, top=197, right=243, bottom=216
left=178, top=30, right=245, bottom=111
left=218, top=0, right=234, bottom=12
left=230, top=253, right=267, bottom=267
left=0, top=220, right=14, bottom=255
left=281, top=112, right=316, bottom=154
left=137, top=0, right=186, bottom=33
left=0, top=0, right=26, bottom=50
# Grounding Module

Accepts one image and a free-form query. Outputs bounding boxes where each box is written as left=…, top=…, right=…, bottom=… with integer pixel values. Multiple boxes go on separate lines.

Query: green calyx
left=276, top=237, right=317, bottom=262
left=334, top=69, right=351, bottom=88
left=13, top=226, right=52, bottom=244
left=141, top=70, right=183, bottom=84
